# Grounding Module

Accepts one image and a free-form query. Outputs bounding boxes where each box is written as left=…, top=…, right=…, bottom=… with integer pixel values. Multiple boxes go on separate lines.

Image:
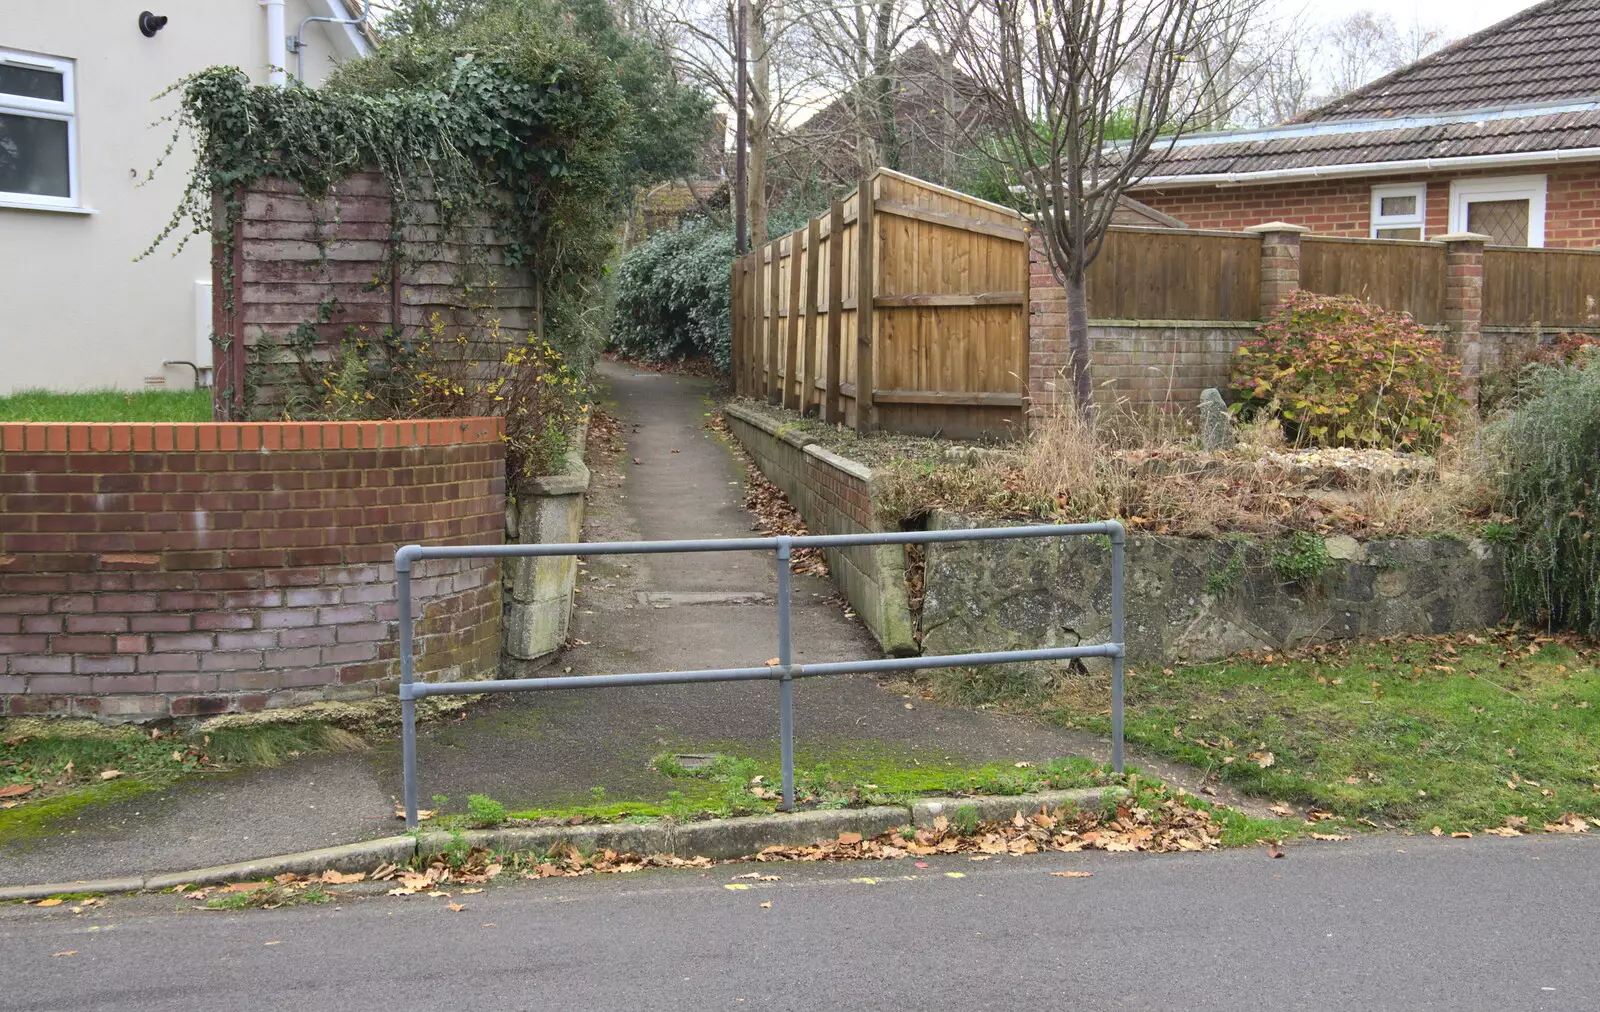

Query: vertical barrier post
left=1109, top=523, right=1126, bottom=773
left=397, top=553, right=420, bottom=829
left=854, top=171, right=877, bottom=434
left=775, top=537, right=796, bottom=810
left=823, top=200, right=845, bottom=424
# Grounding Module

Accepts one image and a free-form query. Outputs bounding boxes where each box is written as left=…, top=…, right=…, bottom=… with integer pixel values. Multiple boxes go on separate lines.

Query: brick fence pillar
left=1026, top=233, right=1069, bottom=428
left=1438, top=231, right=1489, bottom=404
left=1243, top=221, right=1309, bottom=320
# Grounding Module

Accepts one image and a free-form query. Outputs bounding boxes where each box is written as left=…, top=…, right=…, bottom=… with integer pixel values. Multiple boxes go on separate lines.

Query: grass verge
left=0, top=388, right=212, bottom=422
left=0, top=719, right=367, bottom=846
left=1046, top=630, right=1600, bottom=834
left=459, top=751, right=1293, bottom=848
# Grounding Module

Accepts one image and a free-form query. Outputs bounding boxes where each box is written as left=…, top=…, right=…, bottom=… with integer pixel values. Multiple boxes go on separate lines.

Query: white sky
left=1304, top=0, right=1540, bottom=39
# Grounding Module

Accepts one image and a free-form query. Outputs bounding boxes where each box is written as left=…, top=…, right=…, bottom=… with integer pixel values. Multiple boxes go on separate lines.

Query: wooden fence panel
left=1083, top=227, right=1259, bottom=321
left=1300, top=237, right=1446, bottom=324
left=1483, top=246, right=1600, bottom=326
left=732, top=168, right=1028, bottom=439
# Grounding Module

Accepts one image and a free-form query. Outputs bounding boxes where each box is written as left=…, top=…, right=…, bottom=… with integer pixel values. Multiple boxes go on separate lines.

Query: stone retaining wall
left=0, top=418, right=505, bottom=720
left=921, top=514, right=1505, bottom=666
left=722, top=404, right=916, bottom=655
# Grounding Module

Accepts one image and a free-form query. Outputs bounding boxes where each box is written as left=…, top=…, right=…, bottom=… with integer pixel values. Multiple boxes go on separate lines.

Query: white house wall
left=0, top=0, right=357, bottom=395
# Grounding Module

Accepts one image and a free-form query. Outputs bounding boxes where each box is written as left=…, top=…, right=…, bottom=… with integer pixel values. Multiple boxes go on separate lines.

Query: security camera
left=139, top=11, right=169, bottom=37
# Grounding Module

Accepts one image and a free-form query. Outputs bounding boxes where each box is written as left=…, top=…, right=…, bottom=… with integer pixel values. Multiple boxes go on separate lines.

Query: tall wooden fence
left=730, top=168, right=1030, bottom=439
left=1079, top=224, right=1600, bottom=329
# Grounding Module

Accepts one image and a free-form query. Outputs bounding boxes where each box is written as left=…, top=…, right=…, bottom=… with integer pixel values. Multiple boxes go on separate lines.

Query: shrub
left=260, top=315, right=586, bottom=479
left=466, top=793, right=508, bottom=828
left=610, top=217, right=736, bottom=368
left=1231, top=292, right=1464, bottom=452
left=1488, top=349, right=1600, bottom=635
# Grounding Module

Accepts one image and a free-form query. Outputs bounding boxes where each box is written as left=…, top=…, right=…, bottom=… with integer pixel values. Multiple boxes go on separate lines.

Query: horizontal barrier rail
left=394, top=522, right=1127, bottom=829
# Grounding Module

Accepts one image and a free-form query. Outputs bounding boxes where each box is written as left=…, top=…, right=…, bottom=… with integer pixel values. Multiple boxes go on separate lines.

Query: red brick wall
left=0, top=418, right=505, bottom=720
left=1132, top=163, right=1600, bottom=248
left=803, top=455, right=872, bottom=530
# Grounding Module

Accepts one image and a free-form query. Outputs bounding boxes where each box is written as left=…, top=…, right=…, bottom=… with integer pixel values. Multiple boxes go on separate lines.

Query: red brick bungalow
left=1129, top=0, right=1600, bottom=248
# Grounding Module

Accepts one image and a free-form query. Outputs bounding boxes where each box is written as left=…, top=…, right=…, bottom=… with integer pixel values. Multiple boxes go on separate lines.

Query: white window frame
left=1449, top=174, right=1547, bottom=247
left=1370, top=182, right=1427, bottom=240
left=0, top=48, right=80, bottom=212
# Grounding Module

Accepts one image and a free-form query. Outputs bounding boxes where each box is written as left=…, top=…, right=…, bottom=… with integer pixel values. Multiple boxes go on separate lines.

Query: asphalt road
left=4, top=834, right=1595, bottom=1011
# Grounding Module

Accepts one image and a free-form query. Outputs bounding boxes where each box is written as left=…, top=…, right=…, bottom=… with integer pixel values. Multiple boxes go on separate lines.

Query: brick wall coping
left=0, top=417, right=504, bottom=454
left=804, top=443, right=874, bottom=482
left=723, top=402, right=875, bottom=481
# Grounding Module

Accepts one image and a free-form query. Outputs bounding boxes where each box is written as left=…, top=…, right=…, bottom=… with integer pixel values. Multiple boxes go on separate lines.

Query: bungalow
left=1129, top=0, right=1600, bottom=249
left=0, top=1, right=371, bottom=396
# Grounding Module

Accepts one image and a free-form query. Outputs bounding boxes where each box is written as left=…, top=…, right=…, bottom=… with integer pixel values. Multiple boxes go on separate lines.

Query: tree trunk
left=1065, top=267, right=1093, bottom=413
left=749, top=0, right=774, bottom=247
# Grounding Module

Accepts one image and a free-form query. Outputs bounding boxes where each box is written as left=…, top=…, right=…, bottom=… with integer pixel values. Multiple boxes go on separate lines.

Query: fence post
left=855, top=172, right=877, bottom=434
left=824, top=201, right=845, bottom=424
left=751, top=250, right=765, bottom=399
left=766, top=240, right=782, bottom=405
left=1439, top=231, right=1490, bottom=404
left=1244, top=221, right=1309, bottom=320
left=785, top=229, right=804, bottom=411
left=803, top=217, right=821, bottom=414
left=731, top=259, right=743, bottom=396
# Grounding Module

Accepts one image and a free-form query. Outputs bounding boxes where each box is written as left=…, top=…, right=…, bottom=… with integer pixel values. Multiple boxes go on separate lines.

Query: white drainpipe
left=261, top=0, right=287, bottom=87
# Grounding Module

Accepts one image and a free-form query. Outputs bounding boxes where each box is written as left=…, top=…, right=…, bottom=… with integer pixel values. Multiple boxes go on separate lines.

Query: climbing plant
left=144, top=10, right=700, bottom=475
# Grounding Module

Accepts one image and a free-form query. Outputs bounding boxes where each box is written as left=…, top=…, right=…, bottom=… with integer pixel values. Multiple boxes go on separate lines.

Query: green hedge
left=610, top=217, right=736, bottom=369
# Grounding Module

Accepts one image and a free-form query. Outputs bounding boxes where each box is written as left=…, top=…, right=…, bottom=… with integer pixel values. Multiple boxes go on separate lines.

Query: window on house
left=0, top=49, right=76, bottom=208
left=1449, top=175, right=1546, bottom=247
left=1370, top=183, right=1426, bottom=239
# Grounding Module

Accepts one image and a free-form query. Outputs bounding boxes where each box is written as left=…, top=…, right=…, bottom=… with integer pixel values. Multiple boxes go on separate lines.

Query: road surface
left=4, top=833, right=1595, bottom=1011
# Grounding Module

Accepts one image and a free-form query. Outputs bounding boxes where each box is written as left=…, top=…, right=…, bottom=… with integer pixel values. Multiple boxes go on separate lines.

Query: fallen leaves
left=52, top=951, right=76, bottom=957
left=1544, top=813, right=1590, bottom=834
left=318, top=870, right=365, bottom=885
left=753, top=795, right=1222, bottom=864
left=1249, top=751, right=1275, bottom=768
left=98, top=770, right=124, bottom=781
left=0, top=783, right=34, bottom=798
left=33, top=897, right=63, bottom=908
left=1050, top=871, right=1093, bottom=878
left=1268, top=803, right=1294, bottom=817
left=1309, top=833, right=1352, bottom=841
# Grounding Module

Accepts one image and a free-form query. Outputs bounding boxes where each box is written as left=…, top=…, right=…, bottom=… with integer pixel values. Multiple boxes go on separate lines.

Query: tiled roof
left=1305, top=0, right=1600, bottom=121
left=1140, top=107, right=1600, bottom=179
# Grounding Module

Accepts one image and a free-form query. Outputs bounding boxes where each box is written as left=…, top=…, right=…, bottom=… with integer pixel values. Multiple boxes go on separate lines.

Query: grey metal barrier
left=394, top=521, right=1126, bottom=830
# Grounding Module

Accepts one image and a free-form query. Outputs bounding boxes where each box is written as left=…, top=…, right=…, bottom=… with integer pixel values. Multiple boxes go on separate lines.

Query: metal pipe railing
left=394, top=522, right=1127, bottom=828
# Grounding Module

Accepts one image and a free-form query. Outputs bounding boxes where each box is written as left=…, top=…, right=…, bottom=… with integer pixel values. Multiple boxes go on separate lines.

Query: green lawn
left=1049, top=631, right=1600, bottom=834
left=0, top=388, right=213, bottom=423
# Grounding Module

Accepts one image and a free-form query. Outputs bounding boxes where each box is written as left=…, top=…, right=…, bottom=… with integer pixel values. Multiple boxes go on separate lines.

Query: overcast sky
left=1306, top=0, right=1540, bottom=38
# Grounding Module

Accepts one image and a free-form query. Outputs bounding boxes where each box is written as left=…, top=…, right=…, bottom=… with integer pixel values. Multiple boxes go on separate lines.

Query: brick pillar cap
left=1436, top=232, right=1492, bottom=244
left=1243, top=221, right=1311, bottom=234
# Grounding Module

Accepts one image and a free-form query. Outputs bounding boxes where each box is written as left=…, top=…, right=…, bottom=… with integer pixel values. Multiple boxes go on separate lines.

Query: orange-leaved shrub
left=1231, top=291, right=1464, bottom=452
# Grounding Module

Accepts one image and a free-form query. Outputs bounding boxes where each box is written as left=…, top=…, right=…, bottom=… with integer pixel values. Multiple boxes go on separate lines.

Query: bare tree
left=643, top=0, right=816, bottom=245
left=935, top=0, right=1260, bottom=412
left=1324, top=9, right=1446, bottom=97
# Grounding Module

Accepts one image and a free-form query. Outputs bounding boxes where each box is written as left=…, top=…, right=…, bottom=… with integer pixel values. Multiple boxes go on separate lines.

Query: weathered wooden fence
left=1078, top=224, right=1600, bottom=329
left=730, top=168, right=1030, bottom=439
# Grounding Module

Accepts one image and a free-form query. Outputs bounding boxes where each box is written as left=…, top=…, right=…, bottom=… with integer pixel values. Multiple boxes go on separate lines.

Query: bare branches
left=936, top=0, right=1262, bottom=410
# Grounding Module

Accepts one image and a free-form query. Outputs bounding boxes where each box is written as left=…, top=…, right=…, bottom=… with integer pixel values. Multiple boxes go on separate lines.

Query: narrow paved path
left=7, top=833, right=1596, bottom=1010
left=1, top=360, right=1241, bottom=887
left=393, top=360, right=1130, bottom=809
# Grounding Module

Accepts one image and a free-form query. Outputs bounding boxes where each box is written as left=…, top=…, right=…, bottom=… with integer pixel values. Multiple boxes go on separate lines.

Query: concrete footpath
left=0, top=360, right=1241, bottom=888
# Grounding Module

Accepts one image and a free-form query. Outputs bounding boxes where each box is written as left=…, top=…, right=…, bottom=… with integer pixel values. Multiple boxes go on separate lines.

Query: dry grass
left=875, top=403, right=1498, bottom=539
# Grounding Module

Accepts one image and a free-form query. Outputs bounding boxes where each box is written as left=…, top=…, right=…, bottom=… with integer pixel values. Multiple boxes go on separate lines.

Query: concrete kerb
left=0, top=788, right=1128, bottom=901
